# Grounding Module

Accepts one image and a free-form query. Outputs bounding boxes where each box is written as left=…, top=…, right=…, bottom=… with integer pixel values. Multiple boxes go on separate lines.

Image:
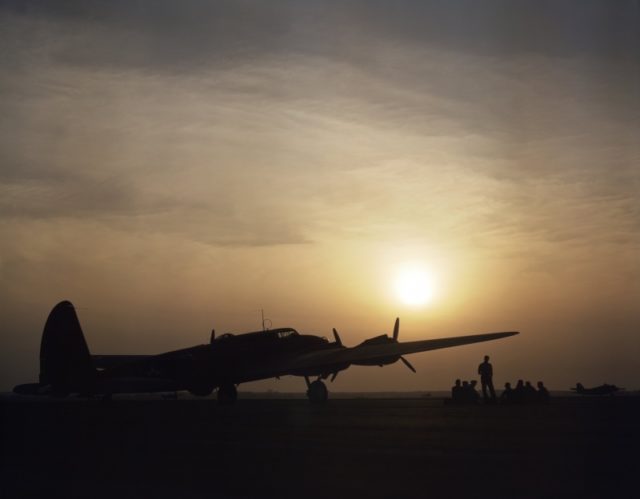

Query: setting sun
left=393, top=263, right=438, bottom=307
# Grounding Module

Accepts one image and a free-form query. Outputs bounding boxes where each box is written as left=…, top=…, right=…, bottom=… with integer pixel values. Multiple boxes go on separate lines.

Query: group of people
left=449, top=355, right=550, bottom=405
left=450, top=379, right=483, bottom=404
left=500, top=380, right=549, bottom=405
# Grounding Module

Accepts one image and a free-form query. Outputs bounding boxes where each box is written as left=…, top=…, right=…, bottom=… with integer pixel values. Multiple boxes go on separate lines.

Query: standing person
left=478, top=355, right=496, bottom=402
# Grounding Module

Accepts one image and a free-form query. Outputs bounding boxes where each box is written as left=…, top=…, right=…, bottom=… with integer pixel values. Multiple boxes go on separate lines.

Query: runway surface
left=2, top=396, right=638, bottom=498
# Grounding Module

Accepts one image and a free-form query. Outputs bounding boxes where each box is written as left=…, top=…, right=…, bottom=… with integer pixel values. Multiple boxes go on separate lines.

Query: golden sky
left=1, top=1, right=638, bottom=391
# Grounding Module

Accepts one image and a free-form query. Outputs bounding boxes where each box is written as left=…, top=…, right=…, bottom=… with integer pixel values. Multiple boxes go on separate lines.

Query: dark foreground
left=2, top=396, right=639, bottom=499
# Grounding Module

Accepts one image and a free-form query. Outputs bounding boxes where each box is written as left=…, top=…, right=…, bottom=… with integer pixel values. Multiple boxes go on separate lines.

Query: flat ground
left=1, top=396, right=638, bottom=498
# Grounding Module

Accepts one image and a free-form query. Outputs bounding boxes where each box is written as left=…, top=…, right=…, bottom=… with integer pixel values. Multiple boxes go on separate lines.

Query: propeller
left=329, top=328, right=345, bottom=382
left=391, top=318, right=416, bottom=373
left=400, top=356, right=416, bottom=373
left=332, top=328, right=343, bottom=347
left=333, top=318, right=416, bottom=375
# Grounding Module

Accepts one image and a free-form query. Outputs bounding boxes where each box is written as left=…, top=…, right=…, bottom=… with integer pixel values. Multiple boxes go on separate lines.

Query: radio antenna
left=261, top=309, right=272, bottom=332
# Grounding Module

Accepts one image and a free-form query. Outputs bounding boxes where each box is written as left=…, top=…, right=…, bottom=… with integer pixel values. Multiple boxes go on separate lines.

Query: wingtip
left=491, top=331, right=520, bottom=339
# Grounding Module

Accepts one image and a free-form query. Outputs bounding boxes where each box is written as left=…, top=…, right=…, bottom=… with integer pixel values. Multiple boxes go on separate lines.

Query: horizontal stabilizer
left=13, top=383, right=50, bottom=396
left=92, top=355, right=151, bottom=369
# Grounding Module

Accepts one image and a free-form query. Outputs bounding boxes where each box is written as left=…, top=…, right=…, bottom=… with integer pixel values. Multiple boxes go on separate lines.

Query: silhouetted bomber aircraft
left=571, top=383, right=623, bottom=396
left=14, top=301, right=519, bottom=403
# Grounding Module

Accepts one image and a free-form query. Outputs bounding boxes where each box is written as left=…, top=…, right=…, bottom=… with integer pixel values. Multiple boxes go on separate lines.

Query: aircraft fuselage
left=97, top=328, right=348, bottom=395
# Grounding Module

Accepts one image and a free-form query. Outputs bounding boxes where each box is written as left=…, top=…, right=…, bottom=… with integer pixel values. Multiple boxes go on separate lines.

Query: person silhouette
left=461, top=381, right=471, bottom=403
left=478, top=355, right=496, bottom=402
left=524, top=381, right=537, bottom=403
left=451, top=379, right=462, bottom=401
left=513, top=379, right=525, bottom=404
left=536, top=381, right=550, bottom=403
left=469, top=380, right=480, bottom=403
left=500, top=382, right=514, bottom=404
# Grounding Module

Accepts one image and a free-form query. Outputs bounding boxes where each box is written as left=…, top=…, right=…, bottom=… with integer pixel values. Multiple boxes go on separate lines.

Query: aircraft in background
left=571, top=382, right=623, bottom=396
left=14, top=301, right=519, bottom=403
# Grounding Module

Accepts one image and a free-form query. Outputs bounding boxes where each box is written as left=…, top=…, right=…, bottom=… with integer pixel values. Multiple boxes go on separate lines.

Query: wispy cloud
left=0, top=0, right=638, bottom=389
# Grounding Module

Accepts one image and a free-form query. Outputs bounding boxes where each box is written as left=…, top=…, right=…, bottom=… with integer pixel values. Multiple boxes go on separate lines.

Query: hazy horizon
left=1, top=1, right=638, bottom=392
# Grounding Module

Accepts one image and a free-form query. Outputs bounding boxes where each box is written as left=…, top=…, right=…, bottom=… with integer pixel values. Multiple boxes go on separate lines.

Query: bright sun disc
left=394, top=264, right=436, bottom=307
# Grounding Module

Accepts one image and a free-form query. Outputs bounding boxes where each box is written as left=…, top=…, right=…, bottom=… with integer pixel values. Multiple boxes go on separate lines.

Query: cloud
left=2, top=1, right=637, bottom=77
left=0, top=0, right=294, bottom=72
left=0, top=0, right=637, bottom=252
left=0, top=1, right=639, bottom=391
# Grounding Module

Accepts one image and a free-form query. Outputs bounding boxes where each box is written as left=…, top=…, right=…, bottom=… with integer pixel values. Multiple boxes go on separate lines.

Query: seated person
left=536, top=381, right=550, bottom=403
left=500, top=382, right=514, bottom=404
left=451, top=379, right=462, bottom=401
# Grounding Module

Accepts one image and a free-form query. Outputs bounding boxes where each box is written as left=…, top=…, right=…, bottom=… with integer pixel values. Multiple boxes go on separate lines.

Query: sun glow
left=393, top=263, right=438, bottom=307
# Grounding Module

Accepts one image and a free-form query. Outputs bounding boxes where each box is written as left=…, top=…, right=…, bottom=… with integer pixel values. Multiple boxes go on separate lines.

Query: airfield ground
left=1, top=395, right=638, bottom=498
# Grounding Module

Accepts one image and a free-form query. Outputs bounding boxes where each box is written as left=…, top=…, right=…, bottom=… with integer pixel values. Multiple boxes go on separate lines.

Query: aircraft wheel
left=307, top=380, right=328, bottom=404
left=217, top=384, right=238, bottom=404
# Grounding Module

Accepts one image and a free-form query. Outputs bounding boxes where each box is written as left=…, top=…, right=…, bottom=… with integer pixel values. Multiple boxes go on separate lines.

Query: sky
left=1, top=0, right=638, bottom=392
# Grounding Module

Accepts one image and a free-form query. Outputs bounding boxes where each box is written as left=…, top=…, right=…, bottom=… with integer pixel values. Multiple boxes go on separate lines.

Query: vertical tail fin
left=40, top=301, right=96, bottom=395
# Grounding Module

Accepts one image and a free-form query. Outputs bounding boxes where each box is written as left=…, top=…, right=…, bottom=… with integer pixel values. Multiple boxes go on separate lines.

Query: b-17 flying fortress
left=14, top=301, right=519, bottom=403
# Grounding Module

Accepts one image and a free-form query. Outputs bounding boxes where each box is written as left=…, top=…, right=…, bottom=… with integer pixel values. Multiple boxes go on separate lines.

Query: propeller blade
left=400, top=356, right=416, bottom=373
left=332, top=328, right=343, bottom=347
left=330, top=371, right=339, bottom=382
left=393, top=318, right=400, bottom=341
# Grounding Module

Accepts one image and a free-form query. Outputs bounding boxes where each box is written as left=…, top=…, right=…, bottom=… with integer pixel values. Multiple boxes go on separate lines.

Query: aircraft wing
left=285, top=331, right=519, bottom=372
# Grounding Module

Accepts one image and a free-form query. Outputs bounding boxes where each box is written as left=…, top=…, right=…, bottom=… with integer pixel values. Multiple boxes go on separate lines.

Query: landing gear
left=217, top=383, right=238, bottom=405
left=306, top=379, right=328, bottom=404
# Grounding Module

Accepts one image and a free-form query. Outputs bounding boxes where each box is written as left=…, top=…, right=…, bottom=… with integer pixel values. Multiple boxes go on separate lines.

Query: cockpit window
left=276, top=329, right=298, bottom=339
left=216, top=333, right=235, bottom=340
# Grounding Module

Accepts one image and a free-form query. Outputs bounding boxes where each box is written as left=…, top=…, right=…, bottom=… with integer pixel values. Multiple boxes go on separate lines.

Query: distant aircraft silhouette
left=572, top=383, right=623, bottom=396
left=13, top=301, right=519, bottom=403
